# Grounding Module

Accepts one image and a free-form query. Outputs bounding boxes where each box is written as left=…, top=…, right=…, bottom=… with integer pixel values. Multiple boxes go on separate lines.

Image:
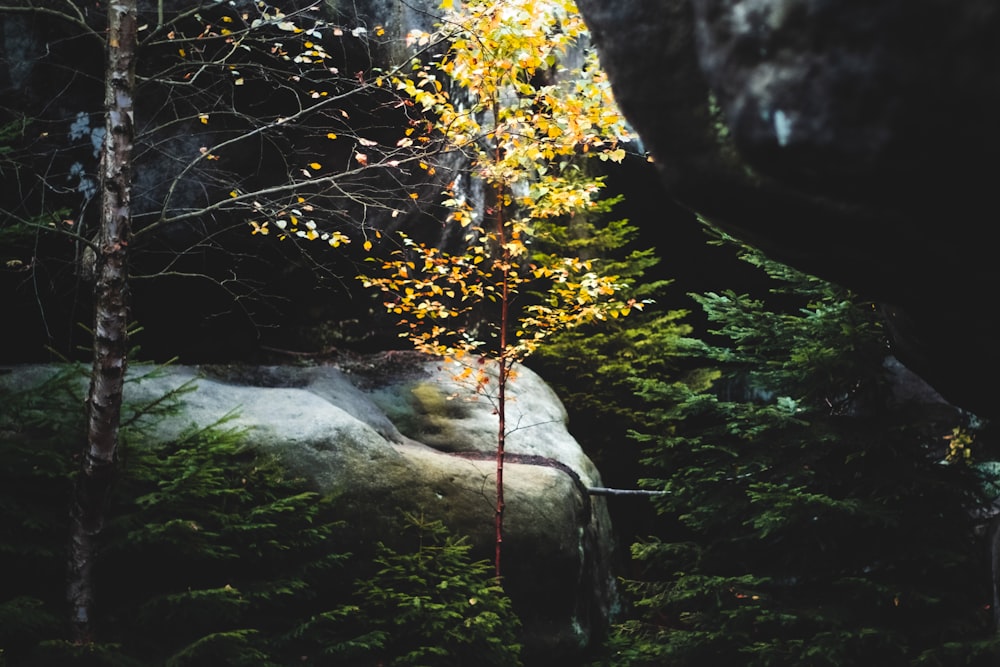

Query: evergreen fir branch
left=602, top=229, right=993, bottom=666
left=164, top=629, right=271, bottom=667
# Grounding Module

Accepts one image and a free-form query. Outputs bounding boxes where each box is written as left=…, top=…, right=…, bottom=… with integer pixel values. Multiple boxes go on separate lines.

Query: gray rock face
left=3, top=354, right=617, bottom=662
left=328, top=0, right=444, bottom=62
left=576, top=0, right=1000, bottom=420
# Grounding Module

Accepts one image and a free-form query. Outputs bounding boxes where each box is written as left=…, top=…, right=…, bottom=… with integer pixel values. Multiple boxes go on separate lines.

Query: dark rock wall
left=577, top=0, right=1000, bottom=420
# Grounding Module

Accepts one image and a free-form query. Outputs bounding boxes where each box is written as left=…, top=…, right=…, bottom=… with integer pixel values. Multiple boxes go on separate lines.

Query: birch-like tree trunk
left=67, top=0, right=137, bottom=644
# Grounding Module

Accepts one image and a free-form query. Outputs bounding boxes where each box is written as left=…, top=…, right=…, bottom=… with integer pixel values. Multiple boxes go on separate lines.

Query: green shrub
left=0, top=366, right=353, bottom=665
left=596, top=234, right=1000, bottom=666
left=336, top=512, right=523, bottom=667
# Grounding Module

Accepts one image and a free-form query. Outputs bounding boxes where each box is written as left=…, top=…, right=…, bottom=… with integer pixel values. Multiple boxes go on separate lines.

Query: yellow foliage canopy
left=361, top=0, right=638, bottom=368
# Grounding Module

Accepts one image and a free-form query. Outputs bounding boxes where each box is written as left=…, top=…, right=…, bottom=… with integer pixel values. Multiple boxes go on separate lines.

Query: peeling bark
left=68, top=0, right=137, bottom=644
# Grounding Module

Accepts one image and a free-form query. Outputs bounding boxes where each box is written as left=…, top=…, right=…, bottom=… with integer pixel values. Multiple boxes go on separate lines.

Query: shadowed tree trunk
left=67, top=0, right=137, bottom=644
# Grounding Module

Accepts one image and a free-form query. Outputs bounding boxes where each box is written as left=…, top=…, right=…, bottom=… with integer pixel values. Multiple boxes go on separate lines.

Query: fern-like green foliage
left=0, top=366, right=87, bottom=660
left=0, top=365, right=354, bottom=666
left=1, top=365, right=525, bottom=666
left=334, top=512, right=523, bottom=667
left=595, top=231, right=999, bottom=666
left=102, top=423, right=353, bottom=666
left=529, top=190, right=690, bottom=500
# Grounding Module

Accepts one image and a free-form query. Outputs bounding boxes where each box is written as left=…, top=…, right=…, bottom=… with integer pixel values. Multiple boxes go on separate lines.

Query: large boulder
left=2, top=353, right=618, bottom=663
left=576, top=0, right=1000, bottom=421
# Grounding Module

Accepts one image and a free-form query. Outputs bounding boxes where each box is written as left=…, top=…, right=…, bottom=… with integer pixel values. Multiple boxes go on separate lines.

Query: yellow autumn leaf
left=326, top=133, right=338, bottom=140
left=349, top=0, right=634, bottom=395
left=308, top=162, right=322, bottom=170
left=363, top=240, right=373, bottom=251
left=199, top=115, right=209, bottom=124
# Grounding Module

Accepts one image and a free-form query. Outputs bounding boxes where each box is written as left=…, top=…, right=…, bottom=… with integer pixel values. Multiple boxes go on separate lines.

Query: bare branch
left=0, top=1, right=102, bottom=43
left=587, top=487, right=667, bottom=497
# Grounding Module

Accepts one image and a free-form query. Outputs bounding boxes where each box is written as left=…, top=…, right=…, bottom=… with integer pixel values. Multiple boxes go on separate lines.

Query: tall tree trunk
left=493, top=112, right=508, bottom=580
left=67, top=0, right=138, bottom=644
